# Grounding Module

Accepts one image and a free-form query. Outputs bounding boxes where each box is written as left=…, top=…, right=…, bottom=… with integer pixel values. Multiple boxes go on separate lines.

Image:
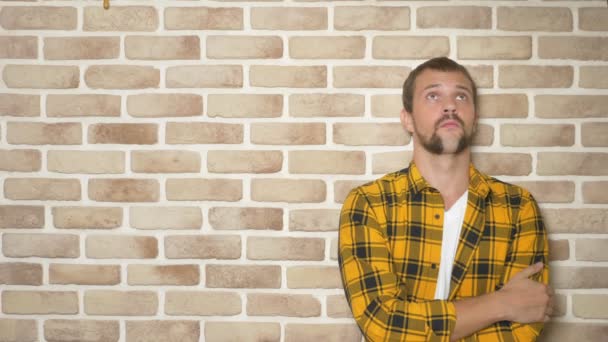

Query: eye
left=426, top=93, right=439, bottom=100
left=456, top=94, right=468, bottom=101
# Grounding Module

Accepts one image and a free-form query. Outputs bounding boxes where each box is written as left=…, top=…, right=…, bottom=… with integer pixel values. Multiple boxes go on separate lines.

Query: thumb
left=512, top=262, right=543, bottom=280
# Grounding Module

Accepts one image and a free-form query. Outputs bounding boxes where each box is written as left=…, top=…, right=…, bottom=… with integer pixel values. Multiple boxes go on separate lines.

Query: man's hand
left=497, top=262, right=554, bottom=323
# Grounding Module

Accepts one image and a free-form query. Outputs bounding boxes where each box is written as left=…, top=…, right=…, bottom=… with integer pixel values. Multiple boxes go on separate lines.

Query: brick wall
left=0, top=0, right=607, bottom=341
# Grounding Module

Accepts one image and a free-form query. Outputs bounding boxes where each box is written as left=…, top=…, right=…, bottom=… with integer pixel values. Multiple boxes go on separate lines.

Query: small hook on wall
left=103, top=0, right=110, bottom=10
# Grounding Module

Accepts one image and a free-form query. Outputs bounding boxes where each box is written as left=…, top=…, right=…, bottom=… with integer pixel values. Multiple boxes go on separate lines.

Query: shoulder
left=479, top=172, right=537, bottom=206
left=351, top=168, right=409, bottom=198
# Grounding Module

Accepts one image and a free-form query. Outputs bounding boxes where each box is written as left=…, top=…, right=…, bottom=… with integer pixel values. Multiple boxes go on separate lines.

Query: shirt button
left=432, top=264, right=437, bottom=269
left=434, top=214, right=440, bottom=220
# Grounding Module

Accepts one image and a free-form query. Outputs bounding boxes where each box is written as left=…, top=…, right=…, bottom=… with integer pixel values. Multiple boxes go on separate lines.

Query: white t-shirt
left=434, top=190, right=468, bottom=300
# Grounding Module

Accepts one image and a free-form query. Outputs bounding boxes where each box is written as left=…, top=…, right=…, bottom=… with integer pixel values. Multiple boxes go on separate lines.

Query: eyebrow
left=422, top=84, right=473, bottom=95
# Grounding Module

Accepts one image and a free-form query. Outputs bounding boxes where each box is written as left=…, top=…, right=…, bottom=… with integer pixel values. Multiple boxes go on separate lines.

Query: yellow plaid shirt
left=339, top=162, right=548, bottom=342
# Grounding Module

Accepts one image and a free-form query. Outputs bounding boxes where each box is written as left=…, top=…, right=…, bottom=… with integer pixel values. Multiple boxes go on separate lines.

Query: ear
left=400, top=108, right=414, bottom=134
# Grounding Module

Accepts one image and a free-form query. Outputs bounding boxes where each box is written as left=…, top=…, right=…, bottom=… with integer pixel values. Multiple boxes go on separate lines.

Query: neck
left=412, top=147, right=471, bottom=210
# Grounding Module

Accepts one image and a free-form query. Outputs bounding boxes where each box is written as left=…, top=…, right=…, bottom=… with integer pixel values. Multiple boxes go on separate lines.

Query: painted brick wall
left=0, top=0, right=607, bottom=341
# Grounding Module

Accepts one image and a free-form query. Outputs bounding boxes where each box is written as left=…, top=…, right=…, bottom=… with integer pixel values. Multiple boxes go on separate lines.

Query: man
left=338, top=57, right=553, bottom=341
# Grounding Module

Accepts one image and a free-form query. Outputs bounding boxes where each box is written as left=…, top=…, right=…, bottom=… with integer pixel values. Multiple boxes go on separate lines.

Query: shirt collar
left=405, top=161, right=491, bottom=198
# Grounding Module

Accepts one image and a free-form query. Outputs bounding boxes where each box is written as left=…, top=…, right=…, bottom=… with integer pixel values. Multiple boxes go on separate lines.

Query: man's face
left=401, top=69, right=477, bottom=155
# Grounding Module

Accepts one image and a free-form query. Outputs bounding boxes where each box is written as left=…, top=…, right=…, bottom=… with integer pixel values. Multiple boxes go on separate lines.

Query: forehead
left=414, top=69, right=473, bottom=93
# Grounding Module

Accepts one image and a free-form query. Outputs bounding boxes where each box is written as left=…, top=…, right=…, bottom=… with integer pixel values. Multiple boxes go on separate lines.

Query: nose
left=442, top=98, right=456, bottom=114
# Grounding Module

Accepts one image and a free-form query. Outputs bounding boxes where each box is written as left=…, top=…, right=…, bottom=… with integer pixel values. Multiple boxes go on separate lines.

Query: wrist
left=490, top=290, right=510, bottom=322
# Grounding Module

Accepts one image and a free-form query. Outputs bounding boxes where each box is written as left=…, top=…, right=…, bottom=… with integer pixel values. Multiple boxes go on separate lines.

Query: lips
left=439, top=120, right=461, bottom=129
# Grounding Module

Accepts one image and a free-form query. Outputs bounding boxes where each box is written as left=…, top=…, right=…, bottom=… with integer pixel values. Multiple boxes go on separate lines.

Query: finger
left=512, top=262, right=544, bottom=280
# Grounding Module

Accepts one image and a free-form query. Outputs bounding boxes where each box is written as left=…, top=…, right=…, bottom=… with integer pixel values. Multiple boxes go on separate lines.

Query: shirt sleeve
left=473, top=192, right=549, bottom=341
left=338, top=188, right=457, bottom=342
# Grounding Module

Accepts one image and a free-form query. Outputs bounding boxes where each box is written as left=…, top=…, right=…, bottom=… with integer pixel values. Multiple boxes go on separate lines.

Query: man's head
left=400, top=57, right=478, bottom=155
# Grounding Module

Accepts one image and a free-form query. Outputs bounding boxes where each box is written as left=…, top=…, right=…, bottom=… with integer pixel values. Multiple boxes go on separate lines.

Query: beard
left=416, top=114, right=475, bottom=155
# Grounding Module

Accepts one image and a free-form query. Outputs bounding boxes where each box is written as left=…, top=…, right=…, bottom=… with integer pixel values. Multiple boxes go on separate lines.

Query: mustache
left=435, top=114, right=464, bottom=129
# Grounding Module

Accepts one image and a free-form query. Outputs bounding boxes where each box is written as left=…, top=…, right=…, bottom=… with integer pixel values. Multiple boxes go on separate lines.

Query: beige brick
left=458, top=36, right=531, bottom=60
left=472, top=153, right=531, bottom=176
left=579, top=7, right=608, bottom=31
left=0, top=94, right=39, bottom=117
left=251, top=123, right=325, bottom=145
left=538, top=152, right=608, bottom=176
left=8, top=122, right=81, bottom=145
left=50, top=264, right=120, bottom=285
left=373, top=36, right=449, bottom=59
left=127, top=94, right=202, bottom=118
left=580, top=66, right=608, bottom=88
left=166, top=178, right=242, bottom=201
left=334, top=6, right=409, bottom=31
left=84, top=6, right=158, bottom=31
left=88, top=123, right=158, bottom=144
left=3, top=65, right=79, bottom=89
left=372, top=151, right=412, bottom=175
left=478, top=94, right=528, bottom=118
left=551, top=266, right=608, bottom=289
left=4, top=178, right=81, bottom=201
left=208, top=35, right=282, bottom=59
left=334, top=180, right=372, bottom=204
left=418, top=6, right=490, bottom=29
left=128, top=264, right=199, bottom=285
left=208, top=207, right=283, bottom=230
left=0, top=263, right=42, bottom=285
left=540, top=323, right=608, bottom=342
left=125, top=35, right=199, bottom=60
left=583, top=181, right=608, bottom=204
left=2, top=291, right=78, bottom=314
left=287, top=266, right=341, bottom=289
left=208, top=150, right=283, bottom=173
left=251, top=179, right=325, bottom=203
left=250, top=66, right=326, bottom=88
left=334, top=123, right=408, bottom=146
left=0, top=6, right=76, bottom=30
left=44, top=320, right=119, bottom=342
left=251, top=7, right=327, bottom=30
left=289, top=209, right=339, bottom=232
left=497, top=7, right=572, bottom=31
left=552, top=294, right=567, bottom=318
left=371, top=95, right=401, bottom=118
left=44, top=37, right=119, bottom=60
left=290, top=151, right=365, bottom=174
left=0, top=205, right=44, bottom=229
left=131, top=150, right=200, bottom=173
left=501, top=124, right=574, bottom=147
left=86, top=235, right=157, bottom=259
left=3, top=233, right=79, bottom=258
left=466, top=65, right=494, bottom=88
left=542, top=208, right=607, bottom=234
left=334, top=66, right=410, bottom=88
left=536, top=95, right=607, bottom=118
left=47, top=94, right=120, bottom=117
left=205, top=322, right=280, bottom=342
left=0, top=319, right=37, bottom=342
left=85, top=290, right=157, bottom=316
left=48, top=150, right=125, bottom=174
left=0, top=149, right=41, bottom=172
left=166, top=65, right=243, bottom=88
left=247, top=294, right=321, bottom=317
left=285, top=324, right=361, bottom=342
left=206, top=265, right=281, bottom=288
left=513, top=181, right=575, bottom=204
left=582, top=122, right=608, bottom=147
left=166, top=122, right=243, bottom=144
left=290, top=36, right=364, bottom=59
left=549, top=239, right=569, bottom=261
left=327, top=295, right=352, bottom=318
left=165, top=235, right=241, bottom=259
left=290, top=94, right=364, bottom=117
left=0, top=36, right=37, bottom=59
left=89, top=179, right=159, bottom=202
left=207, top=94, right=282, bottom=118
left=126, top=320, right=199, bottom=342
left=130, top=206, right=202, bottom=230
left=166, top=291, right=241, bottom=316
left=576, top=239, right=608, bottom=261
left=85, top=65, right=159, bottom=89
left=52, top=206, right=122, bottom=229
left=247, top=237, right=324, bottom=261
left=499, top=65, right=573, bottom=88
left=539, top=36, right=608, bottom=61
left=472, top=124, right=494, bottom=146
left=165, top=7, right=243, bottom=30
left=573, top=295, right=608, bottom=319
